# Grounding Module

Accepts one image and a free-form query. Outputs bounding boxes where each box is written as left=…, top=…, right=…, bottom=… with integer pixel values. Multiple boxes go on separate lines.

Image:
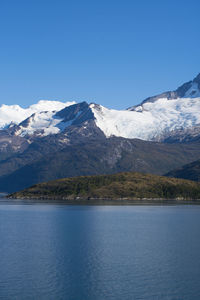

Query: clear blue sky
left=0, top=0, right=200, bottom=109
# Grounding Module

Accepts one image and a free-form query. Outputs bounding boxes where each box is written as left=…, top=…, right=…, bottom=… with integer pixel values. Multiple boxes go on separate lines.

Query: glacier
left=90, top=97, right=200, bottom=141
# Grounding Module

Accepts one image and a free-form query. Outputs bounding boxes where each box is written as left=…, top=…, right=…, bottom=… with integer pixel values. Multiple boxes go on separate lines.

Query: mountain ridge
left=1, top=73, right=200, bottom=142
left=129, top=73, right=200, bottom=109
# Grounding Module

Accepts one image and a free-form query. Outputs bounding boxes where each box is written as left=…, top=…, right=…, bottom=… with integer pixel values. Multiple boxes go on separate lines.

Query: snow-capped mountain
left=10, top=96, right=200, bottom=141
left=91, top=96, right=200, bottom=141
left=91, top=73, right=200, bottom=141
left=128, top=73, right=200, bottom=108
left=12, top=102, right=94, bottom=137
left=0, top=100, right=75, bottom=129
left=1, top=73, right=200, bottom=142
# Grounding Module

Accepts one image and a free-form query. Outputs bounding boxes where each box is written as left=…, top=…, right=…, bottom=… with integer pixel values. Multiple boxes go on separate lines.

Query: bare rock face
left=0, top=130, right=29, bottom=159
left=193, top=73, right=200, bottom=88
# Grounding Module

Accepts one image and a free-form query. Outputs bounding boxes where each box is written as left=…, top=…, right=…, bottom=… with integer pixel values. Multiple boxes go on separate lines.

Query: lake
left=0, top=201, right=200, bottom=299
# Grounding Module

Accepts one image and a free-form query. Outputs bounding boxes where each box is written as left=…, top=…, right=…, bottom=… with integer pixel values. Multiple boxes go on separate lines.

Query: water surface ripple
left=0, top=203, right=200, bottom=300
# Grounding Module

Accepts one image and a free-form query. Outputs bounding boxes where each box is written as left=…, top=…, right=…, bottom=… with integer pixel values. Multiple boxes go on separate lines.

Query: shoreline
left=3, top=197, right=200, bottom=205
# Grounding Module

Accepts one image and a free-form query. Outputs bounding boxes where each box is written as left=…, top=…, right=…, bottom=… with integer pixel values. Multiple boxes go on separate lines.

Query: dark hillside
left=166, top=160, right=200, bottom=182
left=2, top=138, right=200, bottom=193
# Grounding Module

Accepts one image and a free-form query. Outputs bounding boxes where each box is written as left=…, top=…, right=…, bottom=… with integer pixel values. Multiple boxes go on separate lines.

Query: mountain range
left=1, top=73, right=200, bottom=192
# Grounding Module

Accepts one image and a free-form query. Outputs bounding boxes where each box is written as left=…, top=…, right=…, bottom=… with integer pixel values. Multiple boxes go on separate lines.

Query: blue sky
left=0, top=0, right=200, bottom=109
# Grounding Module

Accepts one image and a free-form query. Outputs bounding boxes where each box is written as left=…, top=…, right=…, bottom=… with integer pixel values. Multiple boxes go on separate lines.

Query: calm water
left=0, top=202, right=200, bottom=300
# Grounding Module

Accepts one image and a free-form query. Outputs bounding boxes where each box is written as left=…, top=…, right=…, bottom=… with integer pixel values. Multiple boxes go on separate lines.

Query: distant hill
left=9, top=172, right=200, bottom=201
left=166, top=160, right=200, bottom=182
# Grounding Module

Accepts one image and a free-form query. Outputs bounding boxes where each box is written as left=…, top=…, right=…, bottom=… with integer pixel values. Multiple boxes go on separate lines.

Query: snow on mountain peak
left=0, top=100, right=76, bottom=129
left=28, top=100, right=76, bottom=112
left=91, top=97, right=200, bottom=141
left=127, top=73, right=200, bottom=111
left=14, top=102, right=89, bottom=137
